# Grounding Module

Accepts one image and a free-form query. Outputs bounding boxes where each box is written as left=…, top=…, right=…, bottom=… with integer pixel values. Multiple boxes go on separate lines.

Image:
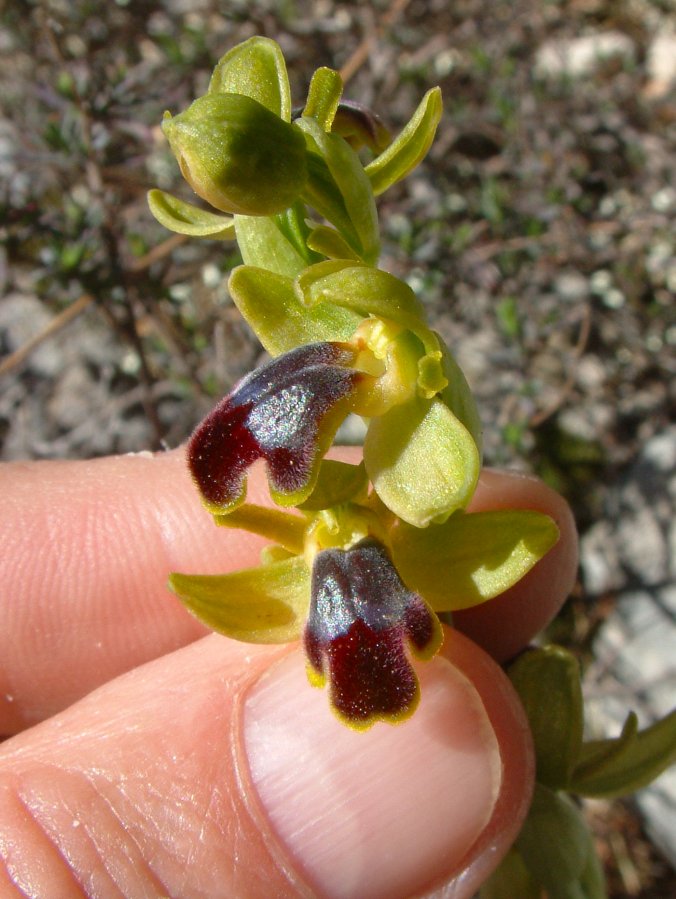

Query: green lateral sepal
left=147, top=190, right=235, bottom=239
left=391, top=509, right=560, bottom=611
left=365, top=87, right=442, bottom=196
left=208, top=36, right=292, bottom=120
left=169, top=555, right=310, bottom=644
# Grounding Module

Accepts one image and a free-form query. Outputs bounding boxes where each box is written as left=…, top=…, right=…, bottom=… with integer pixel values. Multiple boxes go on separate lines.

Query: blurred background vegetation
left=1, top=1, right=674, bottom=895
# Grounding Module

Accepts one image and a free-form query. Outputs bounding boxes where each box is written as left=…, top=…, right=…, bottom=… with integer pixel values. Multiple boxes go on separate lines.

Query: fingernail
left=243, top=650, right=501, bottom=899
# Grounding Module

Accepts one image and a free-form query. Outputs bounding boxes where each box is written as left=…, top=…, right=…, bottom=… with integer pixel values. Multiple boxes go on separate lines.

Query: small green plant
left=149, top=36, right=675, bottom=896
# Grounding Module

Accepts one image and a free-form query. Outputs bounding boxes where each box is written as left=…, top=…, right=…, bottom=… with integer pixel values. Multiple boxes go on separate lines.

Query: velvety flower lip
left=304, top=537, right=443, bottom=728
left=188, top=342, right=364, bottom=511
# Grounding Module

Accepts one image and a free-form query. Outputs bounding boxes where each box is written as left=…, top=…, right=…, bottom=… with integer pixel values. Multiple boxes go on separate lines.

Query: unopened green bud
left=162, top=93, right=307, bottom=216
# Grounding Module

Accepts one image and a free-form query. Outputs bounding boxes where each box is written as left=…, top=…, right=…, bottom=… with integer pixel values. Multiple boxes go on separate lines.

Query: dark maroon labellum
left=304, top=538, right=442, bottom=725
left=188, top=342, right=363, bottom=509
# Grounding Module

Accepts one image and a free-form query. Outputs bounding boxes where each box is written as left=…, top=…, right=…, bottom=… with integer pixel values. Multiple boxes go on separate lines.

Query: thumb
left=0, top=630, right=531, bottom=899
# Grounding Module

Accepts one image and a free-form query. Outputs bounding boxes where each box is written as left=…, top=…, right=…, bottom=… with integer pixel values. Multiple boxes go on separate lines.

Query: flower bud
left=162, top=93, right=308, bottom=216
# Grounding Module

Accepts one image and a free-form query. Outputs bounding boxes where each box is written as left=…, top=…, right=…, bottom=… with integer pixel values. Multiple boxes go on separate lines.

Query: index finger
left=0, top=449, right=576, bottom=735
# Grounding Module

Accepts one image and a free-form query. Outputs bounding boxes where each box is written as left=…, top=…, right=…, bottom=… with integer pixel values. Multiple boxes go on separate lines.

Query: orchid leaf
left=570, top=709, right=676, bottom=799
left=364, top=395, right=480, bottom=527
left=297, top=460, right=368, bottom=511
left=228, top=265, right=361, bottom=355
left=516, top=784, right=605, bottom=899
left=479, top=850, right=541, bottom=899
left=508, top=646, right=584, bottom=790
left=169, top=555, right=310, bottom=643
left=297, top=117, right=380, bottom=263
left=214, top=503, right=306, bottom=554
left=302, top=67, right=343, bottom=130
left=147, top=190, right=235, bottom=239
left=391, top=509, right=559, bottom=610
left=365, top=87, right=442, bottom=196
left=208, top=36, right=291, bottom=120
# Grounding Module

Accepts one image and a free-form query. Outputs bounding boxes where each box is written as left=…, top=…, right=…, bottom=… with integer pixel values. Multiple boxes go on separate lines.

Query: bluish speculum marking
left=305, top=538, right=441, bottom=725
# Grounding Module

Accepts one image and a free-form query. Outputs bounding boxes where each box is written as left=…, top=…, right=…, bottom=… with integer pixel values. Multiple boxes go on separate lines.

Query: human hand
left=0, top=448, right=577, bottom=898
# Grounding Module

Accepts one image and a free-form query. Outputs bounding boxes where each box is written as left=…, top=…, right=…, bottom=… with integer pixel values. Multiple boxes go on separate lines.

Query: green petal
left=297, top=460, right=368, bottom=511
left=228, top=265, right=361, bottom=355
left=208, top=36, right=291, bottom=120
left=147, top=190, right=235, bottom=239
left=364, top=395, right=480, bottom=527
left=302, top=67, right=343, bottom=131
left=297, top=117, right=380, bottom=264
left=365, top=87, right=442, bottom=196
left=213, top=503, right=306, bottom=554
left=507, top=646, right=584, bottom=790
left=169, top=555, right=310, bottom=643
left=391, top=508, right=560, bottom=610
left=570, top=708, right=676, bottom=798
left=306, top=226, right=360, bottom=261
left=516, top=784, right=605, bottom=899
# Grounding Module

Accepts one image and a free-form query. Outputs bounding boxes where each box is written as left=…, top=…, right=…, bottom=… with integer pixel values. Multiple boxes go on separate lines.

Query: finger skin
left=0, top=629, right=533, bottom=899
left=0, top=449, right=576, bottom=734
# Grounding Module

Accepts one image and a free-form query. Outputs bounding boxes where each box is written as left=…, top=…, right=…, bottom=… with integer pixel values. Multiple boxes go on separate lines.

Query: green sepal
left=479, top=849, right=541, bottom=899
left=302, top=67, right=343, bottom=131
left=391, top=509, right=560, bottom=611
left=161, top=94, right=307, bottom=216
left=515, top=784, right=606, bottom=899
left=208, top=36, right=291, bottom=120
left=168, top=555, right=310, bottom=644
left=364, top=394, right=480, bottom=527
left=296, top=117, right=380, bottom=263
left=296, top=260, right=425, bottom=324
left=570, top=708, right=676, bottom=799
left=306, top=226, right=360, bottom=261
left=297, top=460, right=368, bottom=511
left=228, top=265, right=362, bottom=355
left=235, top=215, right=308, bottom=278
left=365, top=87, right=442, bottom=196
left=147, top=190, right=235, bottom=239
left=507, top=646, right=584, bottom=790
left=295, top=261, right=448, bottom=395
left=213, top=503, right=306, bottom=555
left=439, top=343, right=483, bottom=455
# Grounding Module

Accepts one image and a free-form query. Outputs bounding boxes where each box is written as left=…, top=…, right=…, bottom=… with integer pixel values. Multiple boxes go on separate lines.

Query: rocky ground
left=1, top=1, right=674, bottom=895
